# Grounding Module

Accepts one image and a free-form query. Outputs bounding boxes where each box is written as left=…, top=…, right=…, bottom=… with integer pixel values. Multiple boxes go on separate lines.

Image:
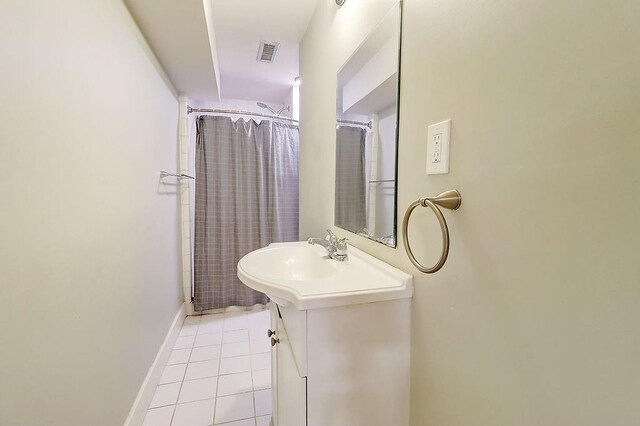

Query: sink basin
left=240, top=245, right=339, bottom=281
left=237, top=241, right=413, bottom=309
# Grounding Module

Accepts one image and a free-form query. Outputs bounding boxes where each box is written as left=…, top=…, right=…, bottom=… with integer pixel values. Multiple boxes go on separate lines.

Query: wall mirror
left=334, top=1, right=402, bottom=247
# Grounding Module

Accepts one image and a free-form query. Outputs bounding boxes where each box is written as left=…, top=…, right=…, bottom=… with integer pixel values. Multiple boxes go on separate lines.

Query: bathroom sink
left=237, top=241, right=413, bottom=309
left=240, top=244, right=339, bottom=281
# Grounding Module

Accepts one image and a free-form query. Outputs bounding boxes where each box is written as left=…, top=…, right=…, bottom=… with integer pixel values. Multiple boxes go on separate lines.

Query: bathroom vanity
left=238, top=242, right=413, bottom=426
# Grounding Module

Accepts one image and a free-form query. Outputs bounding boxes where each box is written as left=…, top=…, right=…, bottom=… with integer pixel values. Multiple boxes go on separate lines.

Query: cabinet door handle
left=267, top=329, right=276, bottom=337
left=271, top=337, right=280, bottom=346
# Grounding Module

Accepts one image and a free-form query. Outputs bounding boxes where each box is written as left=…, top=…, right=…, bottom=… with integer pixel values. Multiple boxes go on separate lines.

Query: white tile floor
left=143, top=308, right=272, bottom=426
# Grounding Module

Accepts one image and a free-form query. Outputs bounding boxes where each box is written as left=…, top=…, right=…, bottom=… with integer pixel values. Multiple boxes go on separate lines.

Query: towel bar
left=160, top=171, right=194, bottom=180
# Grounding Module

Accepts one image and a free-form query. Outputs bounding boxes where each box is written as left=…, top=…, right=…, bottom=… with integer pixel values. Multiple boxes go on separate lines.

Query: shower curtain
left=193, top=116, right=299, bottom=311
left=335, top=125, right=367, bottom=233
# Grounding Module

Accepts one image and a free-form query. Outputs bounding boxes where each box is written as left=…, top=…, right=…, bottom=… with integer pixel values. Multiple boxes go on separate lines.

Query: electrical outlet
left=426, top=120, right=451, bottom=174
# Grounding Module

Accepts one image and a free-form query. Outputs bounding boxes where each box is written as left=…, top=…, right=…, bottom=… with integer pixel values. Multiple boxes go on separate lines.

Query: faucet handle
left=326, top=229, right=337, bottom=244
left=336, top=237, right=348, bottom=256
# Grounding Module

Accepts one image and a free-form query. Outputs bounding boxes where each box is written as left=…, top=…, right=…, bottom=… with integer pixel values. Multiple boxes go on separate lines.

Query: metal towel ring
left=402, top=190, right=462, bottom=273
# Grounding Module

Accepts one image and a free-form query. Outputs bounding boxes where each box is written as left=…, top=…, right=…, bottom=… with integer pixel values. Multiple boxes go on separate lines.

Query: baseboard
left=124, top=302, right=186, bottom=426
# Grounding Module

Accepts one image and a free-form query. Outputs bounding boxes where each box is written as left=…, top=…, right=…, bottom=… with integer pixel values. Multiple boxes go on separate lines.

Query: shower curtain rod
left=337, top=119, right=372, bottom=129
left=187, top=106, right=299, bottom=124
left=188, top=106, right=372, bottom=129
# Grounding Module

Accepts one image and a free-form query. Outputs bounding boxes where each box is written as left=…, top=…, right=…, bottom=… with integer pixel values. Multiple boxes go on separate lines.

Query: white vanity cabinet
left=269, top=299, right=411, bottom=426
left=237, top=242, right=413, bottom=425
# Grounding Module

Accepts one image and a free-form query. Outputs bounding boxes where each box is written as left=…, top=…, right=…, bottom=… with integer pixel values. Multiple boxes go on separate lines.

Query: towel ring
left=402, top=190, right=462, bottom=273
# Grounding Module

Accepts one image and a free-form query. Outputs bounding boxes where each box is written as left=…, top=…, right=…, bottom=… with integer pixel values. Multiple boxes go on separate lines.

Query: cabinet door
left=276, top=316, right=307, bottom=426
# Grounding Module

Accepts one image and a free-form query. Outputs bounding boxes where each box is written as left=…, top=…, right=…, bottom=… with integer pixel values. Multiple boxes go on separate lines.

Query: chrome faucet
left=308, top=229, right=348, bottom=261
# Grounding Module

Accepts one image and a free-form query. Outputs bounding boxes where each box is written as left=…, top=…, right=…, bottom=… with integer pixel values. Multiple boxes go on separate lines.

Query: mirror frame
left=334, top=0, right=403, bottom=248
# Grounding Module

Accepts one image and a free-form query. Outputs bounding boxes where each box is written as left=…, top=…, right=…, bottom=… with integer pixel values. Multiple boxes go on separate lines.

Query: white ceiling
left=125, top=0, right=318, bottom=104
left=211, top=0, right=318, bottom=103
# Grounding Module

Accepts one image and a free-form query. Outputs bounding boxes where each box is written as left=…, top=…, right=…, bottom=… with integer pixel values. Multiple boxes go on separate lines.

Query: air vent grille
left=257, top=41, right=280, bottom=63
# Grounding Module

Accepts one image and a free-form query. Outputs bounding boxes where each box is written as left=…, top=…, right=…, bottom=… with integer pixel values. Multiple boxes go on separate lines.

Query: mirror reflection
left=335, top=2, right=401, bottom=247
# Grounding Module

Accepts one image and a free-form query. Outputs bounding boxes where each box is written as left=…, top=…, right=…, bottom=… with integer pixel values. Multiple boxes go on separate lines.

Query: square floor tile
left=185, top=359, right=219, bottom=380
left=172, top=399, right=214, bottom=426
left=200, top=312, right=224, bottom=323
left=224, top=313, right=248, bottom=331
left=252, top=369, right=271, bottom=391
left=250, top=353, right=270, bottom=372
left=221, top=342, right=250, bottom=358
left=142, top=405, right=174, bottom=426
left=195, top=332, right=223, bottom=347
left=159, top=364, right=186, bottom=384
left=249, top=339, right=270, bottom=354
left=167, top=349, right=191, bottom=365
left=256, top=415, right=271, bottom=426
left=190, top=345, right=221, bottom=362
left=218, top=419, right=255, bottom=426
left=214, top=392, right=254, bottom=424
left=247, top=308, right=269, bottom=322
left=249, top=327, right=268, bottom=342
left=199, top=315, right=224, bottom=334
left=149, top=383, right=180, bottom=408
left=219, top=356, right=251, bottom=375
left=247, top=311, right=271, bottom=332
left=178, top=377, right=217, bottom=404
left=179, top=324, right=198, bottom=337
left=183, top=316, right=201, bottom=326
left=223, top=329, right=249, bottom=344
left=174, top=335, right=195, bottom=350
left=217, top=372, right=253, bottom=396
left=201, top=313, right=224, bottom=320
left=254, top=389, right=272, bottom=416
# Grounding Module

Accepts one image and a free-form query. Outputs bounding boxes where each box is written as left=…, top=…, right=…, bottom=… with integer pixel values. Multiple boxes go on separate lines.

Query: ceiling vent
left=257, top=41, right=280, bottom=63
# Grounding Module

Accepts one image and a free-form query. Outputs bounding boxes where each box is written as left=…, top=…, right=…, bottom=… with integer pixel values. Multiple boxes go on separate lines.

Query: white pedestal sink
left=237, top=241, right=413, bottom=426
left=237, top=241, right=413, bottom=310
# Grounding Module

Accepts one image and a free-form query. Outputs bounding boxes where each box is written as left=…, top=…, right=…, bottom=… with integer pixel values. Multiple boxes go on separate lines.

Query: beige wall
left=0, top=1, right=183, bottom=425
left=300, top=1, right=640, bottom=424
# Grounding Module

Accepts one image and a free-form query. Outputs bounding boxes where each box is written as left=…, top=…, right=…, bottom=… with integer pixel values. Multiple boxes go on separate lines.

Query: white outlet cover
left=426, top=119, right=451, bottom=175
